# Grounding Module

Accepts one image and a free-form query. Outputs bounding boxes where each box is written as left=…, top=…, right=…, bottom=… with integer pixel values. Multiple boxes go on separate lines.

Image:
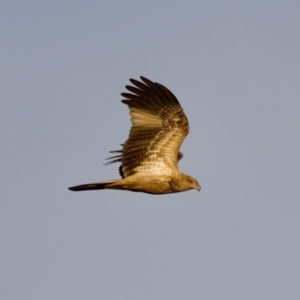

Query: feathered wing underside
left=105, top=148, right=184, bottom=179
left=109, top=76, right=189, bottom=178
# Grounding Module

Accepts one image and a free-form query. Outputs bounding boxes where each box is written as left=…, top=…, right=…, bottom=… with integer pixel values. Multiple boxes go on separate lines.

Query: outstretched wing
left=116, top=76, right=189, bottom=178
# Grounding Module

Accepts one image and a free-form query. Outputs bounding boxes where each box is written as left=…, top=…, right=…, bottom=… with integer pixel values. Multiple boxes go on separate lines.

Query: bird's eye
left=189, top=179, right=194, bottom=184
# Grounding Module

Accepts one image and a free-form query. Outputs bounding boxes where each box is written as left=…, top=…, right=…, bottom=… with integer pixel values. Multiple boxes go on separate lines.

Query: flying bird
left=69, top=76, right=200, bottom=194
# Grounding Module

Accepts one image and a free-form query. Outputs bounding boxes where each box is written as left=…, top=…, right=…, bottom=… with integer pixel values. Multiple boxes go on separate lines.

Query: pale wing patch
left=134, top=160, right=173, bottom=176
left=130, top=108, right=162, bottom=127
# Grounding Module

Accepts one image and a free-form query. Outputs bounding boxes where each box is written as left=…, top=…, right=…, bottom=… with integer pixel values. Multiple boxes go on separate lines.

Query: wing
left=105, top=149, right=184, bottom=179
left=116, top=76, right=189, bottom=178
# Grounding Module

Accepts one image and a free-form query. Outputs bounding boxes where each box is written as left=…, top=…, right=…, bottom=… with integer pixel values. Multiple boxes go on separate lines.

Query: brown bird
left=69, top=76, right=201, bottom=194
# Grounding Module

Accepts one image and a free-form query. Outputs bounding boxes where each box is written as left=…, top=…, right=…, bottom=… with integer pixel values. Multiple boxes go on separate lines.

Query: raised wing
left=116, top=76, right=189, bottom=178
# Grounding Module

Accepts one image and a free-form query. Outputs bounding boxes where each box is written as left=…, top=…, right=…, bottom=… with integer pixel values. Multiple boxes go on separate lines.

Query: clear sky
left=1, top=1, right=300, bottom=299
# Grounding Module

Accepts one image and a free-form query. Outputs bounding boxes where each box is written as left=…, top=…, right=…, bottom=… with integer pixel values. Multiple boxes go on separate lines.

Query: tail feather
left=68, top=180, right=117, bottom=191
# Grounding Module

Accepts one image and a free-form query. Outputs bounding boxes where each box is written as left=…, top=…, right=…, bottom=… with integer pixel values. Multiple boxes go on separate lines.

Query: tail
left=68, top=180, right=118, bottom=192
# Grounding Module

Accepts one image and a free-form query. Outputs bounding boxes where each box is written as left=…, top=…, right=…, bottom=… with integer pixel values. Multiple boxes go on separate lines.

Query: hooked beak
left=194, top=182, right=201, bottom=192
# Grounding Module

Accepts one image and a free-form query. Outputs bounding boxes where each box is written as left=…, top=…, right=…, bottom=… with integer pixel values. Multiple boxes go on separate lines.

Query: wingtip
left=128, top=76, right=153, bottom=86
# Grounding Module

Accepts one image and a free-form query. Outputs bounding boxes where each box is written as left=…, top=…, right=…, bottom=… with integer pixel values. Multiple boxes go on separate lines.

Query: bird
left=69, top=76, right=201, bottom=194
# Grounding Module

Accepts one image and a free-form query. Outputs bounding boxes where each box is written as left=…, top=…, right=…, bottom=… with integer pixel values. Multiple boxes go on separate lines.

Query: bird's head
left=177, top=173, right=201, bottom=192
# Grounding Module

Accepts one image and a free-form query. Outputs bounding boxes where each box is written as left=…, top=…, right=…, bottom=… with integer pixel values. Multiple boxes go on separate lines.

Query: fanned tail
left=68, top=180, right=117, bottom=191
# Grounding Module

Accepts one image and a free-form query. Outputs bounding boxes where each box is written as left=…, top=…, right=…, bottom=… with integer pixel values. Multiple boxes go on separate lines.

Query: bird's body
left=69, top=76, right=200, bottom=194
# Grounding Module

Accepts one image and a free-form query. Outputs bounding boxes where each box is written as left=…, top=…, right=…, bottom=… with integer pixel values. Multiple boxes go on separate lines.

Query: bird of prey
left=69, top=76, right=200, bottom=194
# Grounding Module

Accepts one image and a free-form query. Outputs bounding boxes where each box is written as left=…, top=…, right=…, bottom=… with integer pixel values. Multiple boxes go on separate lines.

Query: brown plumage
left=69, top=76, right=200, bottom=194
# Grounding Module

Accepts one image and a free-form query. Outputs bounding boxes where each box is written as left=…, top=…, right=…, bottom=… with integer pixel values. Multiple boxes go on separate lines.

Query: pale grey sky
left=1, top=1, right=300, bottom=299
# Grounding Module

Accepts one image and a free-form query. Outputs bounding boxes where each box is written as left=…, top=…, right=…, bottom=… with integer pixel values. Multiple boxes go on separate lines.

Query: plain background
left=1, top=1, right=300, bottom=299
